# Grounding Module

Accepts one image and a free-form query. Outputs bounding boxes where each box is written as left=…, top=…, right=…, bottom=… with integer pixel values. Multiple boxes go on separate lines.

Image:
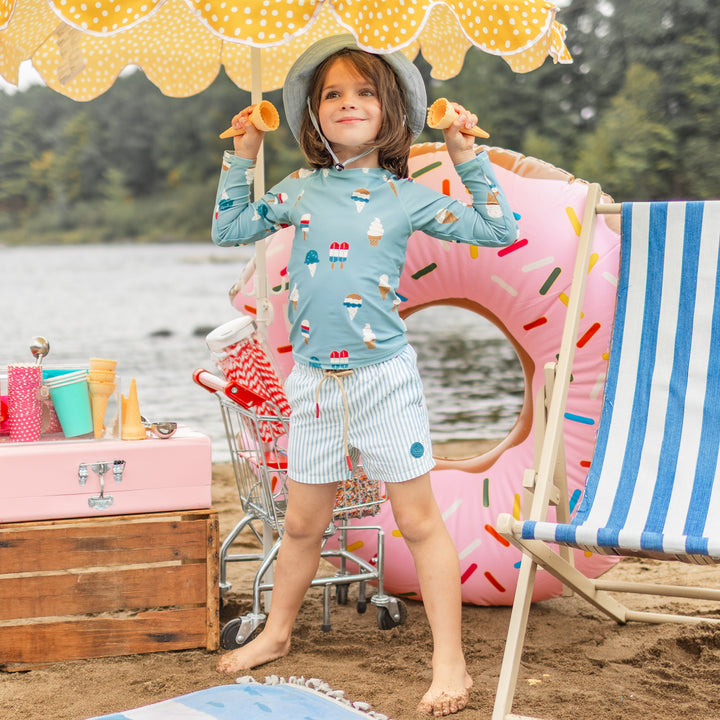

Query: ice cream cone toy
left=88, top=379, right=115, bottom=439
left=90, top=357, right=117, bottom=372
left=427, top=98, right=489, bottom=138
left=219, top=101, right=280, bottom=139
left=121, top=378, right=146, bottom=441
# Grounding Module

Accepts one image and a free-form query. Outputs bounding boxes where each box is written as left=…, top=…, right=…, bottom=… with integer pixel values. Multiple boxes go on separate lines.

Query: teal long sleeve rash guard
left=212, top=150, right=517, bottom=370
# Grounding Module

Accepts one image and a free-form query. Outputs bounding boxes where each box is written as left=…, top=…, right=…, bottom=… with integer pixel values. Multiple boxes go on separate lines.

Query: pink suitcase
left=0, top=427, right=212, bottom=523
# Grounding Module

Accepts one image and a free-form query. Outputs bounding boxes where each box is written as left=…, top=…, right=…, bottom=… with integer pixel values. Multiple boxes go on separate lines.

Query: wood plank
left=0, top=515, right=212, bottom=573
left=204, top=514, right=220, bottom=650
left=0, top=608, right=209, bottom=664
left=0, top=563, right=208, bottom=621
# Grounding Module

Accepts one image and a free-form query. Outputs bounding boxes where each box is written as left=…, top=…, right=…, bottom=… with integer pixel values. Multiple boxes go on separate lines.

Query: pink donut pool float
left=232, top=144, right=622, bottom=605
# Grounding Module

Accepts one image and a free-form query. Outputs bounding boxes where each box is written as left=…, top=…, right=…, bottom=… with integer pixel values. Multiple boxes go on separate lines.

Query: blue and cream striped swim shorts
left=285, top=345, right=435, bottom=484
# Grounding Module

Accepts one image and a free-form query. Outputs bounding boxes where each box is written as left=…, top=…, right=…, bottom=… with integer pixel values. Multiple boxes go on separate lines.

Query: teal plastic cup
left=45, top=371, right=93, bottom=438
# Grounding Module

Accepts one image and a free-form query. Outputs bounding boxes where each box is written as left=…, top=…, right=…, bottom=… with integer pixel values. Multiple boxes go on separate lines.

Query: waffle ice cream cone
left=89, top=380, right=115, bottom=439
left=427, top=98, right=489, bottom=138
left=220, top=101, right=280, bottom=138
left=90, top=357, right=117, bottom=372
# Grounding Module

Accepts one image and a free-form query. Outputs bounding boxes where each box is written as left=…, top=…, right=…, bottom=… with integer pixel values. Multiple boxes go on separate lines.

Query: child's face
left=317, top=57, right=382, bottom=164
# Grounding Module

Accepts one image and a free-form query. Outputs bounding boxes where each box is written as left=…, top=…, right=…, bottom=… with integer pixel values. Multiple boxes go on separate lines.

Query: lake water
left=0, top=243, right=523, bottom=461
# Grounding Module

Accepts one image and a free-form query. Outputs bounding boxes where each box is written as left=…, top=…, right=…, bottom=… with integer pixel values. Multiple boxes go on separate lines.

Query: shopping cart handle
left=192, top=368, right=226, bottom=393
left=192, top=368, right=268, bottom=409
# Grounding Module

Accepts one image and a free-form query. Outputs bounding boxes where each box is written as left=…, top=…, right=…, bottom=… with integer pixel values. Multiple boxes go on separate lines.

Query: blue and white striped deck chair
left=493, top=191, right=720, bottom=720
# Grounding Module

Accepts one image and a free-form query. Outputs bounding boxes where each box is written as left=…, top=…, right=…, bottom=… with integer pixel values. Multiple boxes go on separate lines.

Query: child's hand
left=443, top=102, right=479, bottom=166
left=230, top=105, right=266, bottom=161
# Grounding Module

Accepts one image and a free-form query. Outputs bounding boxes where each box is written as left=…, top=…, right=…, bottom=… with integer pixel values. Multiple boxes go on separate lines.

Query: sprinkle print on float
left=330, top=242, right=349, bottom=269
left=330, top=350, right=350, bottom=369
left=378, top=274, right=391, bottom=300
left=300, top=319, right=310, bottom=344
left=363, top=323, right=376, bottom=349
left=304, top=250, right=319, bottom=276
left=300, top=213, right=311, bottom=239
left=289, top=283, right=299, bottom=310
left=367, top=217, right=384, bottom=246
left=344, top=293, right=362, bottom=319
left=351, top=188, right=370, bottom=212
left=435, top=207, right=459, bottom=224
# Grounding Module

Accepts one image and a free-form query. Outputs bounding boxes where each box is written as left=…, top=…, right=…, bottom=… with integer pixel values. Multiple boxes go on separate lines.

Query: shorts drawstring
left=314, top=369, right=354, bottom=477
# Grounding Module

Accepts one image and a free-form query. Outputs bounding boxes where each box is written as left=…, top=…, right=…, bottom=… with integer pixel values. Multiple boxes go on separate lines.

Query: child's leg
left=385, top=473, right=471, bottom=717
left=216, top=478, right=338, bottom=673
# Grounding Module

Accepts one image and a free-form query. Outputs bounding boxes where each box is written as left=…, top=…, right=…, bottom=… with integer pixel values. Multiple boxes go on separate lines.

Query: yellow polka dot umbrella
left=1, top=0, right=571, bottom=101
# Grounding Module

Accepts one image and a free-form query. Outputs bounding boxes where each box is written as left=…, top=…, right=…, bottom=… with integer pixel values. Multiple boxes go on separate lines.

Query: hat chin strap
left=307, top=98, right=376, bottom=171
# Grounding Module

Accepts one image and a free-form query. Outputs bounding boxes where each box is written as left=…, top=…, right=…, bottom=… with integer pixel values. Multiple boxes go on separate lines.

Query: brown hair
left=298, top=48, right=414, bottom=178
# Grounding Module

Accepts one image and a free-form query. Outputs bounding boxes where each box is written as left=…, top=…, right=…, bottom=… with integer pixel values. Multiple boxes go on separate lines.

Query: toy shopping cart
left=193, top=368, right=408, bottom=650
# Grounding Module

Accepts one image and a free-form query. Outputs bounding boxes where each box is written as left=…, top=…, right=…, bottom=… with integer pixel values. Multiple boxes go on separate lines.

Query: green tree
left=574, top=64, right=676, bottom=200
left=0, top=106, right=46, bottom=211
left=47, top=112, right=105, bottom=203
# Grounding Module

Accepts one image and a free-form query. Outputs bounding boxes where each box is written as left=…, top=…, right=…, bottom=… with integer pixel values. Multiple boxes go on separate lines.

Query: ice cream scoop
left=30, top=336, right=50, bottom=365
left=427, top=98, right=489, bottom=138
left=220, top=100, right=280, bottom=138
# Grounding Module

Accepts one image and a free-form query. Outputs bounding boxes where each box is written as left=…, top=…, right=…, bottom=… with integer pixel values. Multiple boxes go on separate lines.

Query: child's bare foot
left=417, top=671, right=473, bottom=716
left=215, top=631, right=291, bottom=674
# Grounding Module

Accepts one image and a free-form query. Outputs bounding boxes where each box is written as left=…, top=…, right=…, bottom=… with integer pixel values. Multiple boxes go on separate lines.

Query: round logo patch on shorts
left=410, top=442, right=425, bottom=458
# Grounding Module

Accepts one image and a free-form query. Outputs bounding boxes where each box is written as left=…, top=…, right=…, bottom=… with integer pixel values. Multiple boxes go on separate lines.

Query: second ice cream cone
left=89, top=380, right=115, bottom=439
left=427, top=98, right=489, bottom=138
left=121, top=378, right=146, bottom=441
left=220, top=101, right=280, bottom=138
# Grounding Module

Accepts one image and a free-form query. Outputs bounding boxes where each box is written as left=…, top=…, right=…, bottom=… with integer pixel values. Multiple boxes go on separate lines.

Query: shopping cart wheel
left=356, top=581, right=367, bottom=614
left=220, top=618, right=263, bottom=649
left=335, top=583, right=349, bottom=605
left=376, top=600, right=408, bottom=630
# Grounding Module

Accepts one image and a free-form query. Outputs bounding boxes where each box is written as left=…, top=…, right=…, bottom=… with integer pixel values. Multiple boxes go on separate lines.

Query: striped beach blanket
left=522, top=201, right=720, bottom=561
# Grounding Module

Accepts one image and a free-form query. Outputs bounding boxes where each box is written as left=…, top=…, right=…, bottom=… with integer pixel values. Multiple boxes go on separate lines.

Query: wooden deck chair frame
left=492, top=185, right=720, bottom=720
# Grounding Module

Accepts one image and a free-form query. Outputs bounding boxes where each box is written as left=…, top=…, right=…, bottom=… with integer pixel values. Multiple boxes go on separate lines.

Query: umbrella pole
left=250, top=47, right=272, bottom=341
left=250, top=45, right=275, bottom=611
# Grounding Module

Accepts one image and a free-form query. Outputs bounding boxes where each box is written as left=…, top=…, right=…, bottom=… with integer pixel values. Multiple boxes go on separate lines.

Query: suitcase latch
left=77, top=460, right=126, bottom=510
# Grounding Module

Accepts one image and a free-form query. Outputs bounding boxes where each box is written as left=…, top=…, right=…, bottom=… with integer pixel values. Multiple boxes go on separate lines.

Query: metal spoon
left=30, top=336, right=50, bottom=365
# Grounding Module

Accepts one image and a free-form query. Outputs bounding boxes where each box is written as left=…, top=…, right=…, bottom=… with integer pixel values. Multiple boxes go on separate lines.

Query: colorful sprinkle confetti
left=523, top=316, right=548, bottom=331
left=498, top=238, right=528, bottom=257
left=411, top=161, right=442, bottom=178
left=577, top=322, right=601, bottom=348
left=484, top=570, right=506, bottom=592
left=566, top=206, right=582, bottom=235
left=484, top=523, right=511, bottom=547
left=539, top=267, right=561, bottom=295
left=411, top=262, right=437, bottom=280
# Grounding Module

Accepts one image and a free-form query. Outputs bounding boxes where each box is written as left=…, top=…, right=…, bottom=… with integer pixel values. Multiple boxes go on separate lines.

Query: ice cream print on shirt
left=330, top=350, right=350, bottom=369
left=351, top=188, right=370, bottom=212
left=304, top=250, right=319, bottom=276
left=329, top=242, right=349, bottom=268
left=344, top=293, right=362, bottom=319
left=435, top=207, right=459, bottom=224
left=300, top=213, right=311, bottom=238
left=367, top=217, right=384, bottom=246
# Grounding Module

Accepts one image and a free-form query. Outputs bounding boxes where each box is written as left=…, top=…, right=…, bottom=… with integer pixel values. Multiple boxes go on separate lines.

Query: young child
left=212, top=35, right=517, bottom=717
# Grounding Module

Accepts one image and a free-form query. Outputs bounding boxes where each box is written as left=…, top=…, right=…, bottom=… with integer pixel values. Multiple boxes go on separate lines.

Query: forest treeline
left=1, top=0, right=719, bottom=244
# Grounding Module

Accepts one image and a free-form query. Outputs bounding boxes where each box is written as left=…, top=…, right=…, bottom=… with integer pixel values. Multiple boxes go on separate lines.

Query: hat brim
left=282, top=34, right=427, bottom=142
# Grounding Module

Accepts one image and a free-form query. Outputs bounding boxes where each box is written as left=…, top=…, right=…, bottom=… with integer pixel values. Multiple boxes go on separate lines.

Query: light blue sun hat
left=282, top=34, right=427, bottom=144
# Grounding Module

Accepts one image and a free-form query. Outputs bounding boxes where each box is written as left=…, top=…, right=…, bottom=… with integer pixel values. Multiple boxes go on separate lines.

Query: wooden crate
left=0, top=509, right=219, bottom=665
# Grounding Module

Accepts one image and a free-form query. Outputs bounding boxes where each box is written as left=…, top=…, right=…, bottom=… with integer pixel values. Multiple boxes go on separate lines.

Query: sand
left=2, top=462, right=720, bottom=720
